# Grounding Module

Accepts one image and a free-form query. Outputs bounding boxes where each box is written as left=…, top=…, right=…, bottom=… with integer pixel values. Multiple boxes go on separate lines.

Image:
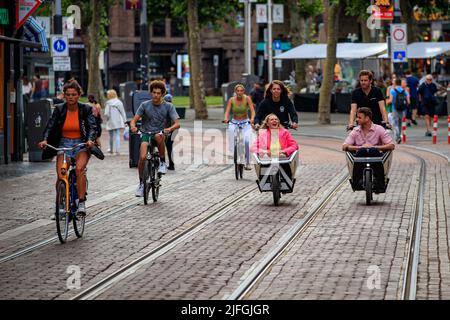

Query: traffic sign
left=273, top=40, right=282, bottom=50
left=53, top=57, right=71, bottom=71
left=51, top=36, right=69, bottom=57
left=16, top=0, right=42, bottom=30
left=390, top=23, right=407, bottom=63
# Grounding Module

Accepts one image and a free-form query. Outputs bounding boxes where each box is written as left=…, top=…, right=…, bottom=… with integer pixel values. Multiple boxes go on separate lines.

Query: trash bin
left=27, top=99, right=52, bottom=162
left=120, top=81, right=137, bottom=120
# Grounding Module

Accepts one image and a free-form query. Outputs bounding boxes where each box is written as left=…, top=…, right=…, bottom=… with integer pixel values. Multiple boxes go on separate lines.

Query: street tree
left=317, top=0, right=341, bottom=124
left=37, top=0, right=114, bottom=104
left=151, top=0, right=240, bottom=119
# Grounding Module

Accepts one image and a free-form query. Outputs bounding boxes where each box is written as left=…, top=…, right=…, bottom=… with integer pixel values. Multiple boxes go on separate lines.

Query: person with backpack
left=386, top=78, right=410, bottom=143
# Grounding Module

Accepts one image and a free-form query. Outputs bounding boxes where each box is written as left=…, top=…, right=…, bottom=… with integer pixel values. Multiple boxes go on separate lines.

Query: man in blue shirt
left=405, top=70, right=419, bottom=126
left=418, top=74, right=438, bottom=137
left=386, top=78, right=409, bottom=144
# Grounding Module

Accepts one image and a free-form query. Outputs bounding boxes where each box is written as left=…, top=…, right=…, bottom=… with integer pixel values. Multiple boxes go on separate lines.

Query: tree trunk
left=187, top=0, right=208, bottom=119
left=87, top=0, right=104, bottom=104
left=359, top=16, right=371, bottom=43
left=318, top=1, right=340, bottom=125
left=400, top=0, right=418, bottom=44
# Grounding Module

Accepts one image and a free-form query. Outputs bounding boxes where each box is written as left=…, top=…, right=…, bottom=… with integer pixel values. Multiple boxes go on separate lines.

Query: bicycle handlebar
left=44, top=143, right=87, bottom=152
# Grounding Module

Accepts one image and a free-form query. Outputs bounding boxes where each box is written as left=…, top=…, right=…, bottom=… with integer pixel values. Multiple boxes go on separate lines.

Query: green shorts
left=140, top=132, right=167, bottom=144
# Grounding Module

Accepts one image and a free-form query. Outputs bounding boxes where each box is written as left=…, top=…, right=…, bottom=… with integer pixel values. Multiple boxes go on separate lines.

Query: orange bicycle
left=45, top=143, right=88, bottom=243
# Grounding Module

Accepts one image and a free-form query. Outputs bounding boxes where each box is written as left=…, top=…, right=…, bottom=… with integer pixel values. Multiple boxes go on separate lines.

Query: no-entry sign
left=390, top=23, right=407, bottom=63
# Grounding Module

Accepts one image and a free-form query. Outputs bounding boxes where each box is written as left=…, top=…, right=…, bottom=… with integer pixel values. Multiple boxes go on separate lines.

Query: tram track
left=71, top=143, right=348, bottom=300
left=71, top=183, right=256, bottom=300
left=0, top=164, right=233, bottom=264
left=227, top=145, right=429, bottom=300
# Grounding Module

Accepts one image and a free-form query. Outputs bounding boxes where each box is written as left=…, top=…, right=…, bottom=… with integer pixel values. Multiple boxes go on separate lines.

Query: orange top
left=62, top=109, right=81, bottom=139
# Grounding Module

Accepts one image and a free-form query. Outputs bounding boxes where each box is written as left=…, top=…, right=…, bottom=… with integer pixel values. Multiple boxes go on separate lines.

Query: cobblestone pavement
left=0, top=109, right=448, bottom=300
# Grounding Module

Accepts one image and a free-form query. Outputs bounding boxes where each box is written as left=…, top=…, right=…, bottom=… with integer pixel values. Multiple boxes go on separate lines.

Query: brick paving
left=0, top=109, right=448, bottom=300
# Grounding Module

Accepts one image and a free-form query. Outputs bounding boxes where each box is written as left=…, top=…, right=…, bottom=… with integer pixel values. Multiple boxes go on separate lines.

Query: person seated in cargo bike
left=251, top=113, right=298, bottom=158
left=342, top=107, right=395, bottom=157
left=129, top=80, right=180, bottom=197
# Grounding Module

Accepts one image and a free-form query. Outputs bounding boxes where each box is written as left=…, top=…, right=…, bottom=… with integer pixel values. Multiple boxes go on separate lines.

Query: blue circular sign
left=53, top=39, right=66, bottom=52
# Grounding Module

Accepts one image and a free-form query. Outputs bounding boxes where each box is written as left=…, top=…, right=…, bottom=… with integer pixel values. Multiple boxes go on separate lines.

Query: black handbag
left=90, top=144, right=105, bottom=160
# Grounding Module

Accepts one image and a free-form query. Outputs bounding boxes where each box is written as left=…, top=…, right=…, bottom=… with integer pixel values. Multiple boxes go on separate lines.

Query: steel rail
left=0, top=165, right=232, bottom=264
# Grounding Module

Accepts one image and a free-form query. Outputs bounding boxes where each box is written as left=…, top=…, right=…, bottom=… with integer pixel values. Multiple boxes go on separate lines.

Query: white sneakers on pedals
left=135, top=183, right=144, bottom=197
left=158, top=162, right=167, bottom=174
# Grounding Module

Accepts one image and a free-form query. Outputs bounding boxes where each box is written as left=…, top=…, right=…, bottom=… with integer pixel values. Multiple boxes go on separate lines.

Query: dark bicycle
left=139, top=130, right=167, bottom=204
left=45, top=143, right=88, bottom=243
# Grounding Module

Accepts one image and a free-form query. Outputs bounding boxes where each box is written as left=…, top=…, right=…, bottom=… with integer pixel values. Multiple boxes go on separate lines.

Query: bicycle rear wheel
left=143, top=159, right=151, bottom=205
left=55, top=180, right=69, bottom=244
left=151, top=158, right=160, bottom=202
left=234, top=145, right=239, bottom=180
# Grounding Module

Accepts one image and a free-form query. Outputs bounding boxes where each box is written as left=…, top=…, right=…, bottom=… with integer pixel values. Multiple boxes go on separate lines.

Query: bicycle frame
left=230, top=120, right=250, bottom=165
left=46, top=143, right=87, bottom=214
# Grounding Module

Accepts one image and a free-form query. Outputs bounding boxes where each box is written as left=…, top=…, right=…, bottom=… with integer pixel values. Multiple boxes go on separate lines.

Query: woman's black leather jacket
left=42, top=102, right=97, bottom=159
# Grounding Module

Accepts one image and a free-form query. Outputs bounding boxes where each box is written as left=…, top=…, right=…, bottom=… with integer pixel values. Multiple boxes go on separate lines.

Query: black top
left=351, top=86, right=385, bottom=125
left=418, top=82, right=438, bottom=102
left=42, top=102, right=97, bottom=160
left=254, top=96, right=298, bottom=126
left=250, top=88, right=264, bottom=109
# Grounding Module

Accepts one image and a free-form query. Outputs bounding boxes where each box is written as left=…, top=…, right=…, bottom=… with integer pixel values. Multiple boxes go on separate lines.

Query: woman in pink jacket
left=251, top=113, right=298, bottom=158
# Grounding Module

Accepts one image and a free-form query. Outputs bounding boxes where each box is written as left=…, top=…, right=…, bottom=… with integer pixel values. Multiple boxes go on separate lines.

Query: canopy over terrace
left=274, top=43, right=388, bottom=60
left=378, top=42, right=450, bottom=59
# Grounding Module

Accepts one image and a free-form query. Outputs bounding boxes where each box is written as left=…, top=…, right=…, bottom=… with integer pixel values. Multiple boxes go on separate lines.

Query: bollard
left=401, top=115, right=407, bottom=143
left=448, top=116, right=450, bottom=144
left=433, top=115, right=438, bottom=144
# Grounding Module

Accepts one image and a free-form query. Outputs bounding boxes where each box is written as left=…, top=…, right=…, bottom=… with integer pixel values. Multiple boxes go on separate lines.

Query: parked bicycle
left=45, top=143, right=88, bottom=243
left=223, top=119, right=251, bottom=180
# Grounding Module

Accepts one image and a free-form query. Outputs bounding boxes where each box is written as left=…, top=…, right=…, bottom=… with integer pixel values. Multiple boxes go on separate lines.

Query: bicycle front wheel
left=55, top=180, right=69, bottom=244
left=151, top=159, right=160, bottom=202
left=143, top=159, right=151, bottom=205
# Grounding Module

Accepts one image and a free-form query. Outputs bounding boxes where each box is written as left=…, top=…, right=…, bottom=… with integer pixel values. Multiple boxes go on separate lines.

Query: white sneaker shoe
left=77, top=201, right=86, bottom=216
left=135, top=183, right=144, bottom=197
left=158, top=162, right=167, bottom=174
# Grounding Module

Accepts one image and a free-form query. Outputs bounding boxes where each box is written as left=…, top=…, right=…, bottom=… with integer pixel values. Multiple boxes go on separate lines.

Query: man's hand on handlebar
left=38, top=140, right=47, bottom=150
left=346, top=124, right=355, bottom=131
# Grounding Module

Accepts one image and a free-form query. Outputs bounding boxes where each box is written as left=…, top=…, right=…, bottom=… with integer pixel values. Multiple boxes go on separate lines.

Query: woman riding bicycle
left=251, top=113, right=298, bottom=159
left=38, top=80, right=97, bottom=215
left=223, top=83, right=255, bottom=170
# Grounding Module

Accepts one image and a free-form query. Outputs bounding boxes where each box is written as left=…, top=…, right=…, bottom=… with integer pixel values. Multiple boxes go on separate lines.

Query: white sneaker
left=135, top=183, right=144, bottom=197
left=77, top=201, right=86, bottom=216
left=158, top=162, right=167, bottom=174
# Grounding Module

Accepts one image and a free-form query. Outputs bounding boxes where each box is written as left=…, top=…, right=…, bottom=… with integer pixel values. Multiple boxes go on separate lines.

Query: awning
left=23, top=16, right=49, bottom=52
left=378, top=42, right=450, bottom=59
left=274, top=43, right=387, bottom=60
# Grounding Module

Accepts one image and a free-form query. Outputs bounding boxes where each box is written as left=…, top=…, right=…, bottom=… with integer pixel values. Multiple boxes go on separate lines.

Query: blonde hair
left=261, top=113, right=281, bottom=129
left=234, top=83, right=245, bottom=92
left=107, top=89, right=118, bottom=100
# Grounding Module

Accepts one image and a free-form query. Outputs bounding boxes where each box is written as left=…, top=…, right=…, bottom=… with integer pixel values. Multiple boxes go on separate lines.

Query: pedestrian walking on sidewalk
left=386, top=78, right=410, bottom=144
left=105, top=89, right=127, bottom=155
left=418, top=74, right=438, bottom=137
